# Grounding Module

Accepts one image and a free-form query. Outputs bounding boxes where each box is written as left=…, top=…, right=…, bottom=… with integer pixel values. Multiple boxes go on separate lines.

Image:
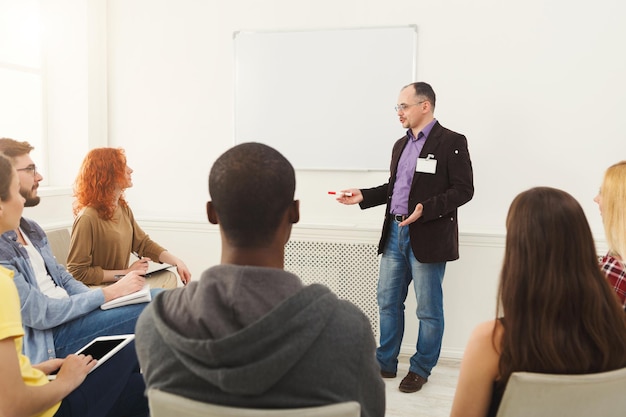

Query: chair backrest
left=495, top=366, right=626, bottom=417
left=147, top=389, right=361, bottom=417
left=47, top=228, right=71, bottom=267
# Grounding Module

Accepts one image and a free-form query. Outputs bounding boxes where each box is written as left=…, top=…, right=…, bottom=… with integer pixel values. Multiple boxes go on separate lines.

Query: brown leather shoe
left=380, top=370, right=397, bottom=378
left=399, top=371, right=428, bottom=393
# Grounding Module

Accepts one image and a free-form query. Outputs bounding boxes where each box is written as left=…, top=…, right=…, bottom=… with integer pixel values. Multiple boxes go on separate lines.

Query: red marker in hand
left=328, top=191, right=353, bottom=197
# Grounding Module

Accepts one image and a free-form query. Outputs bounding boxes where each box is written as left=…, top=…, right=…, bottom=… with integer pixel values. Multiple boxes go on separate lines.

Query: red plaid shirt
left=599, top=254, right=626, bottom=311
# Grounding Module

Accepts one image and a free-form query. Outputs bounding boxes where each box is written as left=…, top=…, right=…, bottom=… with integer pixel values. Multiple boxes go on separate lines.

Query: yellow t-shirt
left=0, top=266, right=60, bottom=417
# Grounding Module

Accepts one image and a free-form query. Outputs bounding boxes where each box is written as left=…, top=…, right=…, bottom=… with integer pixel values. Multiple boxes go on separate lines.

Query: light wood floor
left=384, top=356, right=461, bottom=417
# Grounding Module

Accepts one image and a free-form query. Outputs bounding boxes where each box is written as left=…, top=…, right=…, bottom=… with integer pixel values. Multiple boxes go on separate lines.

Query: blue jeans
left=376, top=220, right=446, bottom=379
left=53, top=289, right=162, bottom=358
left=54, top=341, right=148, bottom=417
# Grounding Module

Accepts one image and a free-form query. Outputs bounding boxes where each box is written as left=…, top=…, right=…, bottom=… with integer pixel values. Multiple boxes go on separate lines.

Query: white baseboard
left=399, top=345, right=464, bottom=361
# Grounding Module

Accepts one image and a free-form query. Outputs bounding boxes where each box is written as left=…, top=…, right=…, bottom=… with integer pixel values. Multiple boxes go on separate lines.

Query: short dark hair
left=209, top=142, right=295, bottom=247
left=0, top=154, right=15, bottom=201
left=404, top=82, right=436, bottom=109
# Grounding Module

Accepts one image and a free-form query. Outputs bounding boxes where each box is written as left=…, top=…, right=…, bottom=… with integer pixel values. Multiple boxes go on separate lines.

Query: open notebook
left=100, top=283, right=151, bottom=310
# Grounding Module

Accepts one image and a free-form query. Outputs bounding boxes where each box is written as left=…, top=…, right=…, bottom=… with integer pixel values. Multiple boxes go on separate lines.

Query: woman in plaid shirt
left=595, top=161, right=626, bottom=310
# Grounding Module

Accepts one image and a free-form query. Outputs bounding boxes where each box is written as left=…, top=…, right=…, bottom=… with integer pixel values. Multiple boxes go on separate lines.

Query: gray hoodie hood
left=148, top=264, right=338, bottom=396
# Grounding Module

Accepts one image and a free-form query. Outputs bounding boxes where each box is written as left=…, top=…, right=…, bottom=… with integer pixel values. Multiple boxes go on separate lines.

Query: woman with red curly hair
left=67, top=148, right=191, bottom=288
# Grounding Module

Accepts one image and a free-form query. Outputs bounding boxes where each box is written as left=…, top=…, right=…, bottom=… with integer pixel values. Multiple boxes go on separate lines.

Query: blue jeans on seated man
left=53, top=288, right=162, bottom=358
left=376, top=220, right=446, bottom=379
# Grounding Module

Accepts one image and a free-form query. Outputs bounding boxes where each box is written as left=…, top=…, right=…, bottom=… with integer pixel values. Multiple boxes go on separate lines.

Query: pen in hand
left=130, top=251, right=149, bottom=276
left=115, top=253, right=145, bottom=280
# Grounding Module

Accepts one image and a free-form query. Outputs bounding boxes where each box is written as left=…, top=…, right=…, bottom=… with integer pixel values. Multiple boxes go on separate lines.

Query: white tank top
left=20, top=229, right=69, bottom=299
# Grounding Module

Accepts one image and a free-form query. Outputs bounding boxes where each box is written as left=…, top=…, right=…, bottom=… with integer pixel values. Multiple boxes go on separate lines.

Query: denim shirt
left=0, top=217, right=104, bottom=363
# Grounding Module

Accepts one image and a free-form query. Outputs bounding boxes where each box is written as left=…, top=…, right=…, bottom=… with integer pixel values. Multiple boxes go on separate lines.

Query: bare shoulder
left=451, top=319, right=502, bottom=417
left=466, top=319, right=502, bottom=359
left=471, top=319, right=499, bottom=338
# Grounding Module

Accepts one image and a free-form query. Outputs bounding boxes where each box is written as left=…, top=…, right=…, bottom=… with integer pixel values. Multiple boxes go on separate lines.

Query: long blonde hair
left=600, top=161, right=626, bottom=259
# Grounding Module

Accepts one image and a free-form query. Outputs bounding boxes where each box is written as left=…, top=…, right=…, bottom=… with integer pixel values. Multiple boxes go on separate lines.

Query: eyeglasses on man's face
left=395, top=101, right=426, bottom=112
left=17, top=164, right=37, bottom=176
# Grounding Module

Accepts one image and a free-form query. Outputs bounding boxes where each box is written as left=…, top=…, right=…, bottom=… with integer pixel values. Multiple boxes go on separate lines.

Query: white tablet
left=48, top=334, right=135, bottom=380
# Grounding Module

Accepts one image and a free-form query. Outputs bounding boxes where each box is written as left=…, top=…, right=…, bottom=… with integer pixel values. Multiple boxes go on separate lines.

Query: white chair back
left=496, top=366, right=626, bottom=417
left=47, top=228, right=71, bottom=267
left=147, top=389, right=361, bottom=417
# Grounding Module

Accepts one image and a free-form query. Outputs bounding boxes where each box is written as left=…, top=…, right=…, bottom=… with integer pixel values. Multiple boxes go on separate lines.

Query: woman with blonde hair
left=450, top=187, right=626, bottom=417
left=0, top=153, right=148, bottom=417
left=595, top=160, right=626, bottom=310
left=68, top=148, right=191, bottom=288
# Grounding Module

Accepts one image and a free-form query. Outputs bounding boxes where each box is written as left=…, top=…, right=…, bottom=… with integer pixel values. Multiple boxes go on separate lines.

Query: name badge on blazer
left=416, top=154, right=437, bottom=174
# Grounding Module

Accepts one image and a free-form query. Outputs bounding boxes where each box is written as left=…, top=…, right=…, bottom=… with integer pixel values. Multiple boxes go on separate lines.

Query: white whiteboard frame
left=234, top=25, right=417, bottom=171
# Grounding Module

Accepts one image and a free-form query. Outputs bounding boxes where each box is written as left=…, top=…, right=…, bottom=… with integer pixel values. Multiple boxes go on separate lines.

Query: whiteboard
left=234, top=26, right=417, bottom=171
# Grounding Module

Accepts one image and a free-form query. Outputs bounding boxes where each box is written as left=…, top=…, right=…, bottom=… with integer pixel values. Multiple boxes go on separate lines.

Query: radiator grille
left=284, top=240, right=380, bottom=337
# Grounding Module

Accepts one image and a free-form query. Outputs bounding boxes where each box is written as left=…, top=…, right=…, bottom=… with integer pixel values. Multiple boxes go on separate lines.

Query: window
left=0, top=0, right=46, bottom=181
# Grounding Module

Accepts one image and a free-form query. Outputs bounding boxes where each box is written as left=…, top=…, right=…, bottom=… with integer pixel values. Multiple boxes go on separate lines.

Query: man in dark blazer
left=337, top=82, right=473, bottom=393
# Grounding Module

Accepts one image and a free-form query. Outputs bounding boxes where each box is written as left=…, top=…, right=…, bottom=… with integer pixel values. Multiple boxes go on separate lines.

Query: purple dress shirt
left=389, top=119, right=437, bottom=215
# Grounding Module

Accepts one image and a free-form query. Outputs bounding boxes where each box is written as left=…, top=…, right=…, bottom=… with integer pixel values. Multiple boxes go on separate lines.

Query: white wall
left=105, top=0, right=626, bottom=237
left=33, top=0, right=622, bottom=358
left=41, top=0, right=107, bottom=187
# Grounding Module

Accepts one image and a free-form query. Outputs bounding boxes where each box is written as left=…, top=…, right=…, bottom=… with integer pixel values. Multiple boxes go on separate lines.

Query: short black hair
left=404, top=82, right=436, bottom=109
left=209, top=142, right=295, bottom=247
